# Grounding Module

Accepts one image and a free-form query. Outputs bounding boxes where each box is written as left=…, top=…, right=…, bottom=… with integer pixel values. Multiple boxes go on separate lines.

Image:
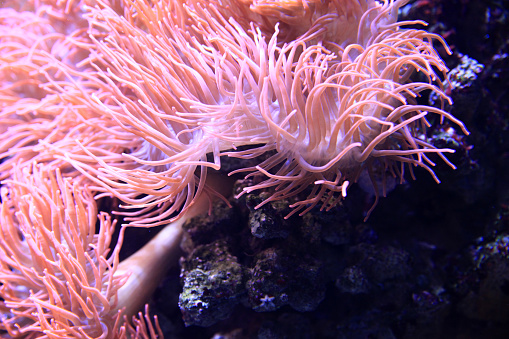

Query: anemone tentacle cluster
left=0, top=163, right=127, bottom=337
left=0, top=0, right=468, bottom=226
left=44, top=0, right=466, bottom=225
left=0, top=0, right=467, bottom=337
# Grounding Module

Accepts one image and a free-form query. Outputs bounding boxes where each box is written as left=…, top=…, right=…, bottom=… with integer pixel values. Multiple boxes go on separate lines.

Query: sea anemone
left=0, top=163, right=124, bottom=337
left=40, top=0, right=467, bottom=227
left=0, top=162, right=171, bottom=338
left=0, top=0, right=97, bottom=179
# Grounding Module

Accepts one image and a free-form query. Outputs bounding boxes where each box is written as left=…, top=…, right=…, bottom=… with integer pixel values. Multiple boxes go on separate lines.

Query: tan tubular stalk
left=114, top=172, right=234, bottom=319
